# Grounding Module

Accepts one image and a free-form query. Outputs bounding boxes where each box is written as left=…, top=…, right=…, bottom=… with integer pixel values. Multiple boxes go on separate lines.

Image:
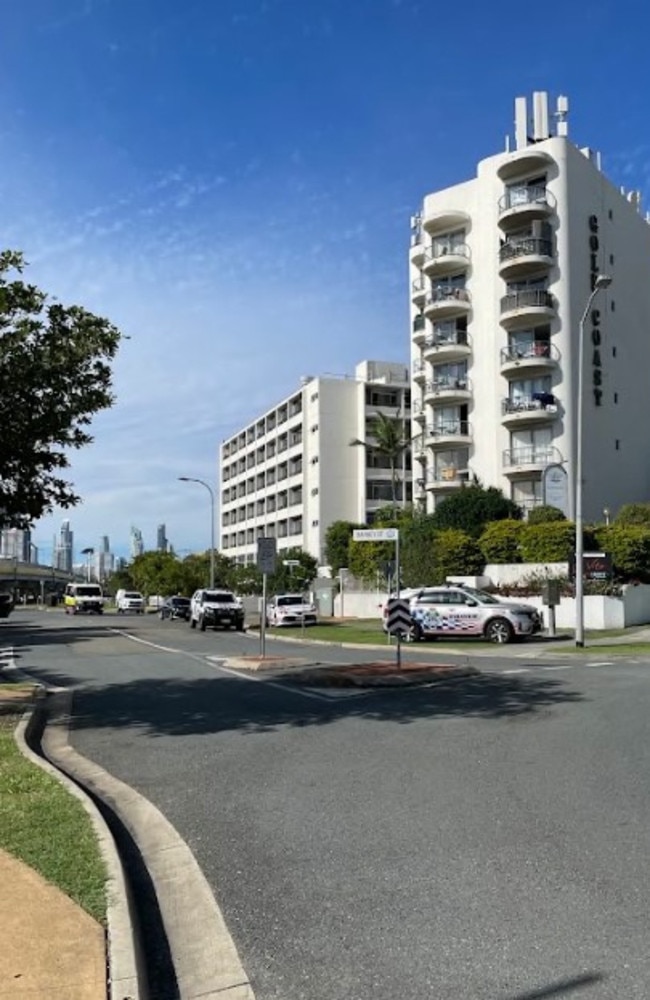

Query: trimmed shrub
left=478, top=519, right=523, bottom=564
left=595, top=525, right=650, bottom=582
left=519, top=522, right=575, bottom=562
left=614, top=503, right=650, bottom=528
left=432, top=485, right=522, bottom=537
left=434, top=528, right=484, bottom=580
left=527, top=505, right=567, bottom=524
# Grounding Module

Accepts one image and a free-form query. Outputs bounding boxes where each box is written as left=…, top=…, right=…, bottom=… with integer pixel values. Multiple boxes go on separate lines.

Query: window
left=509, top=427, right=553, bottom=464
left=366, top=388, right=400, bottom=408
left=433, top=449, right=469, bottom=480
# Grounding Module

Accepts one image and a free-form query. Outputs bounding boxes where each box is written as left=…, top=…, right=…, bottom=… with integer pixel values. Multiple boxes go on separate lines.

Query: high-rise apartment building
left=53, top=520, right=73, bottom=573
left=130, top=526, right=144, bottom=559
left=0, top=528, right=32, bottom=562
left=94, top=536, right=114, bottom=582
left=220, top=360, right=411, bottom=564
left=156, top=524, right=168, bottom=552
left=409, top=91, right=650, bottom=518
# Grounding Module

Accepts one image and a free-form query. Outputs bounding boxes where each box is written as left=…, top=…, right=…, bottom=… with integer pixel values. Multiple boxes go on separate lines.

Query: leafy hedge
left=595, top=525, right=650, bottom=582
left=519, top=522, right=575, bottom=562
left=479, top=520, right=522, bottom=563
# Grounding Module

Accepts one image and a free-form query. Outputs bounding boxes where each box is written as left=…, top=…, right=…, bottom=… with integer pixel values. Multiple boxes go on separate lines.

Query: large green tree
left=354, top=410, right=409, bottom=512
left=432, top=484, right=522, bottom=538
left=324, top=520, right=363, bottom=574
left=0, top=250, right=123, bottom=525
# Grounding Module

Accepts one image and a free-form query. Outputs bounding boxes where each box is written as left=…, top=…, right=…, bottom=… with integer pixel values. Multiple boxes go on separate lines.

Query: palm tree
left=351, top=409, right=410, bottom=514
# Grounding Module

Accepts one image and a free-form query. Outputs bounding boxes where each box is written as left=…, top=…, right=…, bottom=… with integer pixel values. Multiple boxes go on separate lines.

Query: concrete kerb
left=15, top=691, right=147, bottom=1000
left=43, top=691, right=256, bottom=1000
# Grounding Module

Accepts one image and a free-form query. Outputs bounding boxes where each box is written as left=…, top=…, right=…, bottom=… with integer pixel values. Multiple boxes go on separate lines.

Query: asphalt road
left=4, top=610, right=650, bottom=999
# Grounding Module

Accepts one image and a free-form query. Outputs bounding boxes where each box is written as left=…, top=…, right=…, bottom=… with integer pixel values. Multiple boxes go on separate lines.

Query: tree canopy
left=432, top=484, right=522, bottom=537
left=0, top=250, right=123, bottom=526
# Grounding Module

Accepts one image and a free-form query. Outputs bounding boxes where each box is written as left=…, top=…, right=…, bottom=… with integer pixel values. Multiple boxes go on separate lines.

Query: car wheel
left=199, top=616, right=206, bottom=632
left=190, top=616, right=197, bottom=629
left=236, top=621, right=245, bottom=632
left=407, top=621, right=423, bottom=643
left=485, top=617, right=514, bottom=644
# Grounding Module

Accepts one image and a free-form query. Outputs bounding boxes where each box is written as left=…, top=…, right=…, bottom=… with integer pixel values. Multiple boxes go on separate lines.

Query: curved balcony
left=423, top=286, right=471, bottom=321
left=498, top=186, right=556, bottom=228
left=501, top=393, right=558, bottom=426
left=423, top=329, right=471, bottom=364
left=423, top=208, right=470, bottom=236
left=426, top=467, right=470, bottom=492
left=422, top=243, right=470, bottom=278
left=412, top=312, right=427, bottom=346
left=498, top=237, right=554, bottom=279
left=425, top=421, right=472, bottom=448
left=424, top=376, right=472, bottom=404
left=500, top=341, right=560, bottom=376
left=496, top=150, right=554, bottom=182
left=411, top=400, right=426, bottom=424
left=411, top=276, right=427, bottom=307
left=502, top=445, right=563, bottom=477
left=500, top=289, right=555, bottom=328
left=412, top=359, right=427, bottom=383
left=410, top=232, right=426, bottom=268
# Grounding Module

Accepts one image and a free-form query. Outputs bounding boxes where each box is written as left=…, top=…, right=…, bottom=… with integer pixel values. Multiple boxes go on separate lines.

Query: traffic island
left=221, top=655, right=320, bottom=672
left=278, top=660, right=480, bottom=688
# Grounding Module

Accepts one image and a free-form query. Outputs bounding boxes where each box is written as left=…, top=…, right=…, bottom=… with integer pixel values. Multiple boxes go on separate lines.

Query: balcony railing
left=502, top=446, right=562, bottom=467
left=412, top=277, right=427, bottom=295
left=500, top=342, right=560, bottom=364
left=426, top=286, right=471, bottom=307
left=500, top=289, right=554, bottom=314
left=499, top=237, right=553, bottom=263
left=502, top=393, right=557, bottom=415
left=426, top=376, right=471, bottom=393
left=413, top=360, right=426, bottom=377
left=425, top=329, right=468, bottom=350
left=413, top=314, right=426, bottom=333
left=427, top=420, right=471, bottom=437
left=425, top=243, right=470, bottom=265
left=498, top=186, right=556, bottom=214
left=428, top=467, right=470, bottom=484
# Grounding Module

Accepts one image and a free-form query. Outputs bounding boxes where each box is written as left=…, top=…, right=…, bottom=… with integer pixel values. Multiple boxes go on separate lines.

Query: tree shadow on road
left=67, top=668, right=585, bottom=738
left=504, top=970, right=606, bottom=998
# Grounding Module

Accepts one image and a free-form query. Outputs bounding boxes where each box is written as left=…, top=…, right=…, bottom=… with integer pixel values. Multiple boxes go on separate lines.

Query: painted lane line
left=588, top=661, right=615, bottom=667
left=213, top=661, right=334, bottom=702
left=540, top=664, right=573, bottom=671
left=501, top=668, right=530, bottom=675
left=106, top=628, right=183, bottom=655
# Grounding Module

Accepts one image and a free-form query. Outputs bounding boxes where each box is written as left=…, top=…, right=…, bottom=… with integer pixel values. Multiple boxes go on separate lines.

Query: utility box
left=541, top=579, right=561, bottom=607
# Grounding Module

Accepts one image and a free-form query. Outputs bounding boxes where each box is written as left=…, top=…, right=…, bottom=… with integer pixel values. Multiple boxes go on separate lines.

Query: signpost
left=352, top=528, right=404, bottom=668
left=256, top=537, right=277, bottom=657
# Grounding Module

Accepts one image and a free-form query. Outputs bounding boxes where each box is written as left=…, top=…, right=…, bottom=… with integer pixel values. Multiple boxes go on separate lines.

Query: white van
left=115, top=589, right=145, bottom=614
left=64, top=583, right=104, bottom=615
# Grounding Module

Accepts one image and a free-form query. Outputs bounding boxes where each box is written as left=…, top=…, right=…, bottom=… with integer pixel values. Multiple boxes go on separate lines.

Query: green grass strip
left=0, top=714, right=106, bottom=923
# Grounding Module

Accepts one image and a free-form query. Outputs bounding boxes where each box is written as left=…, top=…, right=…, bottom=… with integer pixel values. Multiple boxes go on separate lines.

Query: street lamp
left=575, top=274, right=612, bottom=648
left=178, top=477, right=215, bottom=589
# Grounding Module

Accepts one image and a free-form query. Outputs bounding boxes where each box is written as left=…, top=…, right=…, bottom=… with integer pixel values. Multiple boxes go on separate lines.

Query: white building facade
left=220, top=361, right=411, bottom=563
left=410, top=92, right=650, bottom=519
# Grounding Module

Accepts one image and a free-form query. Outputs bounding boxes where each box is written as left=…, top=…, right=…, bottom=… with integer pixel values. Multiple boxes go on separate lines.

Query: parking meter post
left=260, top=573, right=267, bottom=658
left=548, top=605, right=556, bottom=637
left=395, top=533, right=401, bottom=670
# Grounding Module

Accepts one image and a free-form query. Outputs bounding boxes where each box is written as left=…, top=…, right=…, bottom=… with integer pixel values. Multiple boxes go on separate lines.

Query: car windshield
left=76, top=586, right=101, bottom=597
left=277, top=596, right=304, bottom=606
left=171, top=597, right=190, bottom=606
left=463, top=588, right=502, bottom=605
left=205, top=592, right=235, bottom=603
left=124, top=593, right=141, bottom=599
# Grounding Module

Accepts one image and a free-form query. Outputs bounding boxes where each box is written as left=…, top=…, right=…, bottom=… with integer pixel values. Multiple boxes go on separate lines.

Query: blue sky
left=2, top=0, right=649, bottom=561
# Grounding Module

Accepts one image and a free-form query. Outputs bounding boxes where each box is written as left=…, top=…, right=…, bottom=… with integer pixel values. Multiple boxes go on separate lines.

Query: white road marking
left=106, top=628, right=183, bottom=655
left=588, top=661, right=615, bottom=667
left=540, top=664, right=573, bottom=671
left=212, top=662, right=333, bottom=701
left=501, top=668, right=530, bottom=675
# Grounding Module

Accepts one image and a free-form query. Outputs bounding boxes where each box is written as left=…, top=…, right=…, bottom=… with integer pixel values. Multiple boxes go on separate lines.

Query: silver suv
left=397, top=585, right=543, bottom=644
left=189, top=589, right=245, bottom=632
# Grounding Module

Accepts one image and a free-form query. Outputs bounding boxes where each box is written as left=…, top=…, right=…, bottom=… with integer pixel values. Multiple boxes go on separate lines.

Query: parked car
left=0, top=592, right=13, bottom=619
left=383, top=584, right=543, bottom=644
left=189, top=589, right=245, bottom=631
left=159, top=596, right=191, bottom=621
left=63, top=583, right=104, bottom=615
left=115, top=589, right=145, bottom=614
left=266, top=594, right=318, bottom=627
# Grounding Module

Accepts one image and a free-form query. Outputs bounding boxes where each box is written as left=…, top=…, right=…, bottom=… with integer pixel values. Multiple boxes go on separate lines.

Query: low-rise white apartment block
left=220, top=361, right=411, bottom=564
left=410, top=91, right=650, bottom=519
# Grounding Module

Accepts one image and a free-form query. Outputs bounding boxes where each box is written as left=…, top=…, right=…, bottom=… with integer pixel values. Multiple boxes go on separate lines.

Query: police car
left=383, top=584, right=543, bottom=644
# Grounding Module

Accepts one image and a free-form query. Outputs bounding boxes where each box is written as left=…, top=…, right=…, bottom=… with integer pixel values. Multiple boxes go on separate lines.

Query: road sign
left=353, top=528, right=399, bottom=542
left=256, top=537, right=277, bottom=574
left=385, top=598, right=411, bottom=636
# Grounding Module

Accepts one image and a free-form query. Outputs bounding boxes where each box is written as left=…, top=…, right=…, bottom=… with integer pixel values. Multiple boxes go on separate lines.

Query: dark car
left=159, top=596, right=191, bottom=621
left=0, top=592, right=13, bottom=619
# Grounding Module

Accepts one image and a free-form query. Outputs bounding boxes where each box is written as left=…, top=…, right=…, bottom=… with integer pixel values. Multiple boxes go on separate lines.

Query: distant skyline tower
left=101, top=535, right=110, bottom=553
left=130, top=526, right=144, bottom=559
left=156, top=523, right=168, bottom=553
left=0, top=528, right=32, bottom=562
left=53, top=519, right=73, bottom=573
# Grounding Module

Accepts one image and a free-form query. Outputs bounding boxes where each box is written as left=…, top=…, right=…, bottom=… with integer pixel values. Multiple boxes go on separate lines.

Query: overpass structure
left=0, top=559, right=74, bottom=591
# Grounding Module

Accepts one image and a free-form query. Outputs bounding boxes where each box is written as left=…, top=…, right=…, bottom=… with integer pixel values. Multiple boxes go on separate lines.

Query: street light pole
left=575, top=274, right=612, bottom=648
left=178, top=477, right=215, bottom=589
